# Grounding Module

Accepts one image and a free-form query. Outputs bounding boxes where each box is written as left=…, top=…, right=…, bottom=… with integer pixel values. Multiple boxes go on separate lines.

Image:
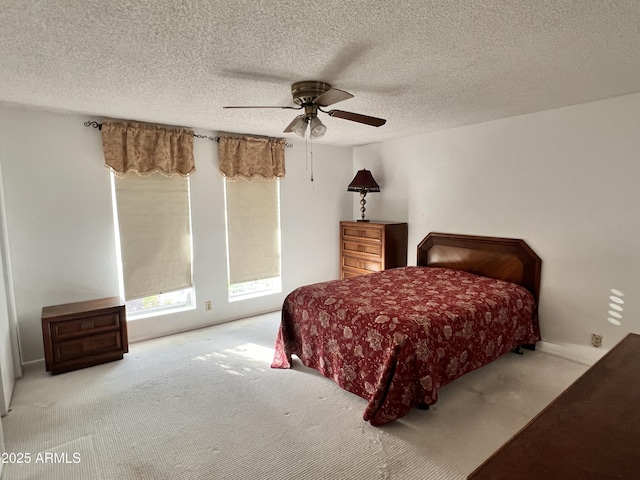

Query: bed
left=271, top=232, right=542, bottom=426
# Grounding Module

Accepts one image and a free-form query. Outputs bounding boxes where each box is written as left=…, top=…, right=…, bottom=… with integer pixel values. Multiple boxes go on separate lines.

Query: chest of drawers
left=340, top=221, right=408, bottom=279
left=41, top=296, right=128, bottom=374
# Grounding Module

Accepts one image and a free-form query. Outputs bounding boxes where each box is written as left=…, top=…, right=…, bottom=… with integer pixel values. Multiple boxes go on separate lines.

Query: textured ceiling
left=1, top=1, right=639, bottom=146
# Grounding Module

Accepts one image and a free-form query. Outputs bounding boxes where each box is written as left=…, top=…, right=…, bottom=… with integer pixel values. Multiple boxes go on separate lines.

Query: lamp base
left=357, top=219, right=370, bottom=222
left=358, top=191, right=369, bottom=222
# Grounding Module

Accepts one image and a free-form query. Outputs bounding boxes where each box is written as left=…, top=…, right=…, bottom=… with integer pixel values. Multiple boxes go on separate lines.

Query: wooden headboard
left=417, top=232, right=541, bottom=305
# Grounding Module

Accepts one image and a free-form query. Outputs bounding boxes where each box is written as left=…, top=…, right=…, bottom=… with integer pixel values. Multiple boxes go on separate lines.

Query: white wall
left=0, top=160, right=18, bottom=411
left=0, top=105, right=352, bottom=363
left=0, top=217, right=11, bottom=474
left=354, top=93, right=640, bottom=354
left=0, top=107, right=120, bottom=364
left=0, top=238, right=15, bottom=414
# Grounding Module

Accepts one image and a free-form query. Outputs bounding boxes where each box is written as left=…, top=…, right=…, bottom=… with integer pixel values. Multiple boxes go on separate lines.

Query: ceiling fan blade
left=223, top=105, right=301, bottom=110
left=326, top=109, right=386, bottom=127
left=315, top=88, right=354, bottom=107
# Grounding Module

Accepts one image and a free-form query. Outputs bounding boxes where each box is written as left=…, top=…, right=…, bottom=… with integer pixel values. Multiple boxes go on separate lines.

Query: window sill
left=126, top=303, right=196, bottom=321
left=228, top=288, right=281, bottom=303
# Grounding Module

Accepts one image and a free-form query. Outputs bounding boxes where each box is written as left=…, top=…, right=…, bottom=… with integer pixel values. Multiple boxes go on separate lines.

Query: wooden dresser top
left=41, top=296, right=124, bottom=320
left=468, top=333, right=640, bottom=479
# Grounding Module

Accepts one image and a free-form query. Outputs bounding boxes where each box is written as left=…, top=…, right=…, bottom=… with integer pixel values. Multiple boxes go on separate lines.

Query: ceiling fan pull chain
left=304, top=134, right=314, bottom=186
left=310, top=135, right=314, bottom=187
left=305, top=134, right=309, bottom=172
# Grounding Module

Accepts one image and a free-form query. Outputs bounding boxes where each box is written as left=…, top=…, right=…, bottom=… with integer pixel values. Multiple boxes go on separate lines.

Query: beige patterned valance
left=218, top=134, right=286, bottom=180
left=102, top=121, right=195, bottom=178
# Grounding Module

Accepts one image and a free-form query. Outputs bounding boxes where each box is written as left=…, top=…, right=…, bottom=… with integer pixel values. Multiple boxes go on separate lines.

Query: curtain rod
left=83, top=121, right=293, bottom=147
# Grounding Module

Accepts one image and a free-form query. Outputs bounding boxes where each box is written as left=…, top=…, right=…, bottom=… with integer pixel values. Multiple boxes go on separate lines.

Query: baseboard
left=128, top=308, right=281, bottom=345
left=23, top=310, right=281, bottom=367
left=21, top=358, right=45, bottom=368
left=537, top=340, right=609, bottom=366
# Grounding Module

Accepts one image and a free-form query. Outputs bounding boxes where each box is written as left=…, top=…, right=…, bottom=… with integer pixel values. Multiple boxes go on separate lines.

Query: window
left=224, top=178, right=282, bottom=301
left=112, top=172, right=195, bottom=317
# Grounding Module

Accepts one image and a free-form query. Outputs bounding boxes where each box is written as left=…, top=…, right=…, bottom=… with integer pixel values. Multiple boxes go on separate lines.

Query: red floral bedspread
left=271, top=267, right=540, bottom=426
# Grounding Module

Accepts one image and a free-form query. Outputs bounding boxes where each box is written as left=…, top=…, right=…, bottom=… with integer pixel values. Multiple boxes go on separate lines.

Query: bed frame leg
left=513, top=343, right=536, bottom=355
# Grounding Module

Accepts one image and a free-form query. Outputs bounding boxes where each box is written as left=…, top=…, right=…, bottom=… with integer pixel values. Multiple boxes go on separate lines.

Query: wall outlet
left=205, top=301, right=212, bottom=311
left=591, top=333, right=603, bottom=348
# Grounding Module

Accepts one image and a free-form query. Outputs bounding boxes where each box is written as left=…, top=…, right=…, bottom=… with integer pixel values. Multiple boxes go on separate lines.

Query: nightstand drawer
left=53, top=331, right=123, bottom=363
left=342, top=240, right=382, bottom=257
left=342, top=225, right=383, bottom=241
left=342, top=267, right=370, bottom=278
left=342, top=255, right=381, bottom=272
left=50, top=313, right=121, bottom=342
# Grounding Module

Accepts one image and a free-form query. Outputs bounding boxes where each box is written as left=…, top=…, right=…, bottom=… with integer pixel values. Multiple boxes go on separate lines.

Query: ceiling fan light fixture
left=225, top=80, right=387, bottom=137
left=309, top=115, right=327, bottom=138
left=290, top=115, right=308, bottom=137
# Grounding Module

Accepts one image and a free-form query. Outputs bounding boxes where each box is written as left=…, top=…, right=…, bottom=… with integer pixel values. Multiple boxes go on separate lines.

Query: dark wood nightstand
left=41, top=297, right=128, bottom=374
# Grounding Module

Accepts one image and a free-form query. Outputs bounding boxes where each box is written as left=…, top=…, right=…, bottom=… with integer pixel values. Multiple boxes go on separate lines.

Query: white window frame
left=224, top=178, right=282, bottom=302
left=111, top=172, right=196, bottom=319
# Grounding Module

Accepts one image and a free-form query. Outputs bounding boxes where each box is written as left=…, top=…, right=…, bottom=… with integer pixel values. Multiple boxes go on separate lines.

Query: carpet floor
left=2, top=312, right=587, bottom=479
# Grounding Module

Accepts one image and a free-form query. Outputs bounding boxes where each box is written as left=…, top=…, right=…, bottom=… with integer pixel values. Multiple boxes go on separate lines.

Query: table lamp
left=347, top=169, right=380, bottom=222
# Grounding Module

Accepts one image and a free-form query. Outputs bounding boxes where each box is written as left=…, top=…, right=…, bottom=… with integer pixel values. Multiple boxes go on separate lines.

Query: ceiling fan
left=223, top=81, right=386, bottom=138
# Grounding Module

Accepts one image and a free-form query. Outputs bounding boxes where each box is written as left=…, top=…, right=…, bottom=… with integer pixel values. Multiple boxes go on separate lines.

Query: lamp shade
left=309, top=116, right=327, bottom=138
left=347, top=169, right=380, bottom=222
left=347, top=169, right=380, bottom=192
left=290, top=115, right=308, bottom=137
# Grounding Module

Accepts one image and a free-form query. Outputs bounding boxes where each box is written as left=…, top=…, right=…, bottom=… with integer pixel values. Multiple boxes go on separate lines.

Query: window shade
left=115, top=173, right=192, bottom=300
left=225, top=178, right=281, bottom=284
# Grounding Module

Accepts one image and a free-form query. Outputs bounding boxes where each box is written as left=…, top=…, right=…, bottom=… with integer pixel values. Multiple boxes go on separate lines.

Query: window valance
left=218, top=134, right=286, bottom=180
left=102, top=121, right=196, bottom=178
